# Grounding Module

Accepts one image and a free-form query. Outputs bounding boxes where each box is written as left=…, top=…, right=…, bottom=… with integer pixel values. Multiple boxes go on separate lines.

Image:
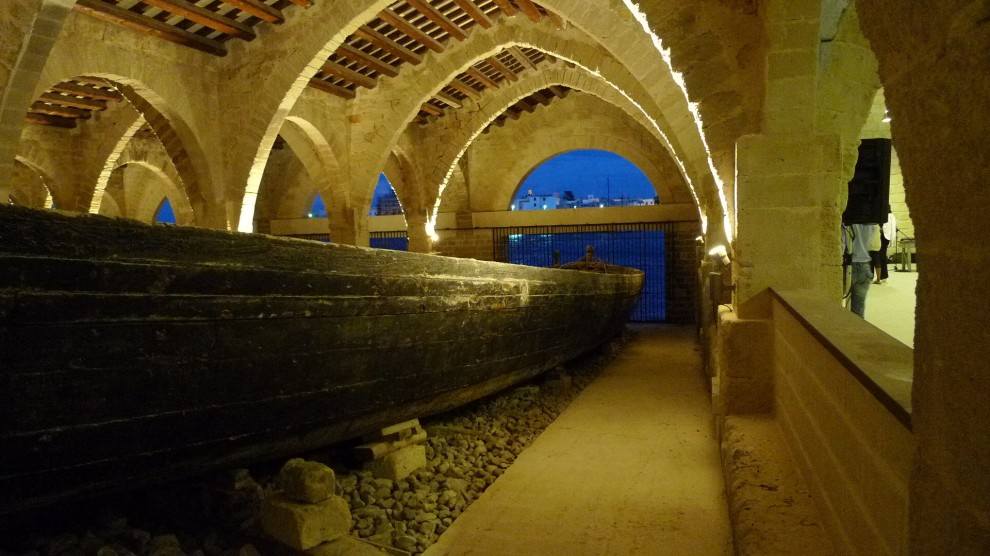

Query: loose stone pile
left=0, top=333, right=628, bottom=556
left=330, top=338, right=623, bottom=554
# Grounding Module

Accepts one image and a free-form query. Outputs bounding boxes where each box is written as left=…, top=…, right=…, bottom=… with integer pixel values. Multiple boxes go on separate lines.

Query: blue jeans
left=850, top=262, right=873, bottom=318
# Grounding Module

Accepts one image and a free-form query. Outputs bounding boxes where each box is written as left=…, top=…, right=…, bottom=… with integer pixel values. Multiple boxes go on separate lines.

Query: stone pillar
left=328, top=207, right=358, bottom=246
left=0, top=0, right=75, bottom=200
left=720, top=0, right=843, bottom=417
left=405, top=210, right=432, bottom=254
left=733, top=0, right=842, bottom=319
left=856, top=2, right=990, bottom=552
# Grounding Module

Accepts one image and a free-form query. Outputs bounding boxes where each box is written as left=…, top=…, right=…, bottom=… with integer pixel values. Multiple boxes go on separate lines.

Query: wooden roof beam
left=75, top=0, right=227, bottom=56
left=447, top=79, right=481, bottom=100
left=30, top=102, right=90, bottom=119
left=451, top=0, right=493, bottom=29
left=141, top=0, right=256, bottom=40
left=26, top=113, right=77, bottom=129
left=218, top=0, right=283, bottom=24
left=379, top=10, right=444, bottom=54
left=486, top=56, right=518, bottom=82
left=308, top=78, right=356, bottom=99
left=40, top=92, right=107, bottom=111
left=507, top=46, right=537, bottom=71
left=354, top=26, right=423, bottom=65
left=319, top=61, right=378, bottom=89
left=52, top=82, right=123, bottom=102
left=466, top=67, right=499, bottom=90
left=406, top=0, right=467, bottom=41
left=491, top=0, right=518, bottom=16
left=514, top=0, right=543, bottom=22
left=434, top=91, right=462, bottom=109
left=421, top=103, right=444, bottom=117
left=338, top=44, right=399, bottom=78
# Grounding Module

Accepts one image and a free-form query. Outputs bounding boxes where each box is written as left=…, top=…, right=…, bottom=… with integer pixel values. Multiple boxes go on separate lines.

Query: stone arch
left=10, top=156, right=54, bottom=209
left=539, top=0, right=739, bottom=238
left=855, top=3, right=990, bottom=551
left=100, top=162, right=192, bottom=225
left=276, top=116, right=346, bottom=220
left=498, top=145, right=676, bottom=212
left=37, top=13, right=228, bottom=227
left=0, top=0, right=75, bottom=198
left=113, top=141, right=195, bottom=226
left=254, top=144, right=314, bottom=231
left=439, top=89, right=693, bottom=213
left=72, top=77, right=222, bottom=227
left=339, top=24, right=719, bottom=240
left=228, top=1, right=396, bottom=232
left=816, top=5, right=882, bottom=186
left=229, top=2, right=724, bottom=234
left=419, top=63, right=704, bottom=229
left=437, top=162, right=468, bottom=214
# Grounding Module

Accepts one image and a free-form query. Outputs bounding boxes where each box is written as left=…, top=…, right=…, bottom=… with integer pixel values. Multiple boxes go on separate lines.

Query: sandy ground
left=424, top=324, right=733, bottom=556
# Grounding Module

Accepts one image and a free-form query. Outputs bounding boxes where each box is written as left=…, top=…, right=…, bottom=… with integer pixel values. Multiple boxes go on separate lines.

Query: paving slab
left=425, top=324, right=733, bottom=556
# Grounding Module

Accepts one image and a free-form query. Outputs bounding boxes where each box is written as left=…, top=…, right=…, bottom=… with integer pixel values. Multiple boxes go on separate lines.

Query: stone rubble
left=0, top=333, right=628, bottom=556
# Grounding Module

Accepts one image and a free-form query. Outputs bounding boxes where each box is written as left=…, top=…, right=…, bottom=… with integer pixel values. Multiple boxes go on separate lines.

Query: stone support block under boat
left=261, top=494, right=352, bottom=550
left=279, top=459, right=337, bottom=504
left=369, top=444, right=428, bottom=482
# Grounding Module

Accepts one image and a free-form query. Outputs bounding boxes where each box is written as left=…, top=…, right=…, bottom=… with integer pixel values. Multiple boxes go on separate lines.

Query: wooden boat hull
left=0, top=206, right=643, bottom=514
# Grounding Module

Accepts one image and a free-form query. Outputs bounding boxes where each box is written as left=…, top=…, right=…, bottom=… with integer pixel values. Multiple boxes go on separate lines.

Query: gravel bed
left=0, top=332, right=630, bottom=556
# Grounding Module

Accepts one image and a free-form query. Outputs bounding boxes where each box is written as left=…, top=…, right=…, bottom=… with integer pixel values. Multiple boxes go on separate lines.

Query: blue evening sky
left=316, top=152, right=655, bottom=217
left=517, top=150, right=655, bottom=200
left=155, top=197, right=176, bottom=224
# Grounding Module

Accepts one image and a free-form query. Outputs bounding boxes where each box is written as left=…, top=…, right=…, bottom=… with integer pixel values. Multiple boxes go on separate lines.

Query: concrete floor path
left=424, top=324, right=733, bottom=556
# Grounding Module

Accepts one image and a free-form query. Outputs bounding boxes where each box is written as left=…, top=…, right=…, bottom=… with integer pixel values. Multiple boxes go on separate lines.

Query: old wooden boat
left=0, top=205, right=643, bottom=514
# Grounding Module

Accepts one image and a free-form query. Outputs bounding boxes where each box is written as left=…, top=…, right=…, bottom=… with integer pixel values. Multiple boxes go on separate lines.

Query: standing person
left=869, top=223, right=883, bottom=284
left=842, top=222, right=877, bottom=318
left=879, top=211, right=896, bottom=282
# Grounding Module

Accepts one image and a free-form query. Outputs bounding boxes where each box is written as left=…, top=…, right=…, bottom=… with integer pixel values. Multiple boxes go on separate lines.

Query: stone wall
left=770, top=291, right=912, bottom=555
left=667, top=221, right=702, bottom=323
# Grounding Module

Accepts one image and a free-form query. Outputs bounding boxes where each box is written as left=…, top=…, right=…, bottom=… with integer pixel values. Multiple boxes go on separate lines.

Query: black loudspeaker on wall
left=843, top=138, right=891, bottom=224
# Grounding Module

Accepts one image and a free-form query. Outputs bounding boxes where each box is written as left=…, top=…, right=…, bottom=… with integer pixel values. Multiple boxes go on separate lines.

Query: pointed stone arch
left=0, top=0, right=75, bottom=200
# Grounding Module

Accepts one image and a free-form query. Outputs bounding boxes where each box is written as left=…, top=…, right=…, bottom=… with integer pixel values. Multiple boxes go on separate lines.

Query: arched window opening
left=369, top=173, right=407, bottom=251
left=308, top=194, right=327, bottom=218
left=154, top=197, right=176, bottom=225
left=849, top=89, right=916, bottom=347
left=369, top=173, right=403, bottom=216
left=511, top=150, right=657, bottom=211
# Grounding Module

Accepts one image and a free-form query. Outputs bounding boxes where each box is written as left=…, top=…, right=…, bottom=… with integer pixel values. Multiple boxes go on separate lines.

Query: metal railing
left=370, top=231, right=409, bottom=251
left=492, top=223, right=676, bottom=322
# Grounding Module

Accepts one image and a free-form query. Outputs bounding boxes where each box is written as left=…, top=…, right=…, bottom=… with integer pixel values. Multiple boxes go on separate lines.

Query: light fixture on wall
left=707, top=244, right=735, bottom=316
left=882, top=109, right=892, bottom=123
left=708, top=244, right=731, bottom=267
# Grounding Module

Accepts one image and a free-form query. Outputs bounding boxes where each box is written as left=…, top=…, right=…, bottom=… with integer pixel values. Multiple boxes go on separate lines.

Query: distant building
left=514, top=189, right=559, bottom=210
